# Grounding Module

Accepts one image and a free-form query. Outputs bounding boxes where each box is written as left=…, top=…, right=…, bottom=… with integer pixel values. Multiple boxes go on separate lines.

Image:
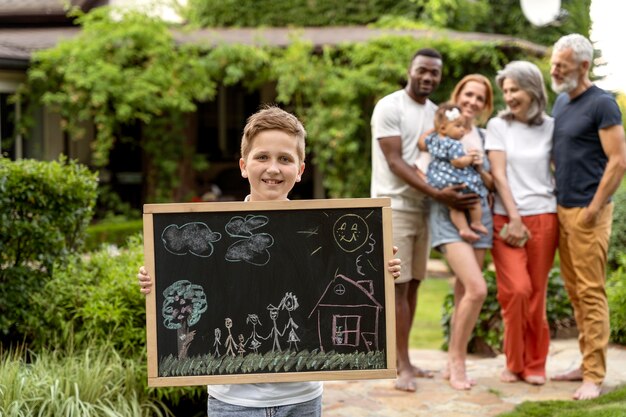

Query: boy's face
left=239, top=129, right=305, bottom=202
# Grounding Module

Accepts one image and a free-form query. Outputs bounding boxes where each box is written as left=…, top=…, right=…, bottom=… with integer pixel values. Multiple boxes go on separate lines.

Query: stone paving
left=320, top=260, right=626, bottom=416
left=322, top=339, right=626, bottom=416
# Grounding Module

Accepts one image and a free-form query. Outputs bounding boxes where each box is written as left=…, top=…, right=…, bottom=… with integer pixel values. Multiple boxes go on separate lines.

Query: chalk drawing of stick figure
left=246, top=314, right=262, bottom=353
left=263, top=304, right=284, bottom=352
left=279, top=292, right=301, bottom=351
left=213, top=328, right=222, bottom=357
left=224, top=318, right=237, bottom=357
left=237, top=334, right=246, bottom=356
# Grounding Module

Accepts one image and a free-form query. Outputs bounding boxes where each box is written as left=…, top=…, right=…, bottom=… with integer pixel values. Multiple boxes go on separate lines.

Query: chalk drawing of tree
left=162, top=280, right=208, bottom=359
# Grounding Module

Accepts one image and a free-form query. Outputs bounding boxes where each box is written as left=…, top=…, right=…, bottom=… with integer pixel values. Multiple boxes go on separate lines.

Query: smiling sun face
left=333, top=214, right=369, bottom=253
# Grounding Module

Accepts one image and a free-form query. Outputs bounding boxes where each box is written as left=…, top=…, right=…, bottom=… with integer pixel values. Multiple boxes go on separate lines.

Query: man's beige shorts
left=392, top=209, right=430, bottom=284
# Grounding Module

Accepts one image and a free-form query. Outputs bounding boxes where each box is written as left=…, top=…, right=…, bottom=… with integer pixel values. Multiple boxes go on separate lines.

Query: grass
left=497, top=384, right=626, bottom=417
left=0, top=345, right=171, bottom=417
left=409, top=277, right=451, bottom=349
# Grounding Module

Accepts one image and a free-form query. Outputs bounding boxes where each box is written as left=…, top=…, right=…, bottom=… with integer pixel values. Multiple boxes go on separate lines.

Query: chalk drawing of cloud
left=225, top=215, right=270, bottom=237
left=161, top=222, right=222, bottom=257
left=225, top=233, right=274, bottom=266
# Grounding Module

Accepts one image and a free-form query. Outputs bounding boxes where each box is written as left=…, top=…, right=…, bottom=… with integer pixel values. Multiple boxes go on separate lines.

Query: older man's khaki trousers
left=557, top=203, right=613, bottom=384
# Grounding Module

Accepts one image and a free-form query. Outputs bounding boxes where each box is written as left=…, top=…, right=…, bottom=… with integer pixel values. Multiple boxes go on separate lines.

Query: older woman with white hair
left=485, top=61, right=558, bottom=386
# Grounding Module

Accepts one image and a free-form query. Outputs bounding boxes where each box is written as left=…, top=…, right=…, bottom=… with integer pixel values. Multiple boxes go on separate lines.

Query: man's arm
left=377, top=135, right=479, bottom=209
left=583, top=124, right=626, bottom=224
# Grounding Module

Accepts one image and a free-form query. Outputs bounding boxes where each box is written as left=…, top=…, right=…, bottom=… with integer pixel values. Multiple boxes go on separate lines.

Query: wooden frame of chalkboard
left=143, top=198, right=396, bottom=387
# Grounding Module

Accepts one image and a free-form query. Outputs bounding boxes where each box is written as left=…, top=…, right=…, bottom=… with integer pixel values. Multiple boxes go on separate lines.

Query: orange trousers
left=557, top=204, right=613, bottom=384
left=492, top=213, right=559, bottom=378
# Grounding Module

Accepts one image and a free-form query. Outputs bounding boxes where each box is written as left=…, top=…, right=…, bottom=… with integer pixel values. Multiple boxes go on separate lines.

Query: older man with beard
left=550, top=33, right=626, bottom=400
left=370, top=48, right=478, bottom=392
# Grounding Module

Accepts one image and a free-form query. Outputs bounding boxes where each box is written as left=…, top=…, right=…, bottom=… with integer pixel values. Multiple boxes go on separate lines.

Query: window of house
left=0, top=93, right=15, bottom=159
left=332, top=315, right=361, bottom=347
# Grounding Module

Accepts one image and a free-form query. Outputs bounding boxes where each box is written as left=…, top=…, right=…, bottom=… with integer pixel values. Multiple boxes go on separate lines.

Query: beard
left=551, top=74, right=578, bottom=94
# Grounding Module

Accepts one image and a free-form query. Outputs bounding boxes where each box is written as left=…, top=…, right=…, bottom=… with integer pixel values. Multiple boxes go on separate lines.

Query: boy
left=138, top=105, right=401, bottom=416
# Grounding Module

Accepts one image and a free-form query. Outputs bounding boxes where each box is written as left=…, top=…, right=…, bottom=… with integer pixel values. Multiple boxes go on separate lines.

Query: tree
left=162, top=280, right=208, bottom=359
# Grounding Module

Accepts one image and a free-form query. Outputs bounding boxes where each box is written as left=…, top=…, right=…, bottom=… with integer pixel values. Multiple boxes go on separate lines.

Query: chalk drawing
left=161, top=222, right=221, bottom=257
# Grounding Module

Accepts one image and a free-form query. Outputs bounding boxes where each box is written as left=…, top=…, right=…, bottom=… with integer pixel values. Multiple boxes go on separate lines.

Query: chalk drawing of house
left=308, top=274, right=383, bottom=353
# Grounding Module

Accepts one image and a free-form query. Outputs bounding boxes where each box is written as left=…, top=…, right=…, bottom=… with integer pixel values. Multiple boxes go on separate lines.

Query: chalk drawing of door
left=361, top=332, right=376, bottom=352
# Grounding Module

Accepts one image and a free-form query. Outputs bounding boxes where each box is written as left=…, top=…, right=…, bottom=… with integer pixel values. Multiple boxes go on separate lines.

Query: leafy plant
left=608, top=183, right=626, bottom=269
left=186, top=0, right=591, bottom=46
left=85, top=218, right=144, bottom=251
left=608, top=255, right=626, bottom=345
left=441, top=268, right=574, bottom=355
left=25, top=235, right=147, bottom=357
left=0, top=345, right=172, bottom=417
left=186, top=0, right=419, bottom=27
left=0, top=156, right=98, bottom=275
left=0, top=157, right=97, bottom=343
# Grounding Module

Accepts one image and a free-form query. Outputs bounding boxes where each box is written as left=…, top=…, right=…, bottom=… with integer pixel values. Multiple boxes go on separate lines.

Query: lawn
left=497, top=384, right=626, bottom=417
left=409, top=277, right=451, bottom=350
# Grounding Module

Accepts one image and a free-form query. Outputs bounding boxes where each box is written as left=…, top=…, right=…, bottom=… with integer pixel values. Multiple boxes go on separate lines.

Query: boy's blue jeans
left=207, top=395, right=322, bottom=417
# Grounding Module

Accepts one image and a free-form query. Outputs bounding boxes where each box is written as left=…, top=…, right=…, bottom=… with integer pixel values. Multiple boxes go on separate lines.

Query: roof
left=0, top=0, right=103, bottom=25
left=0, top=26, right=549, bottom=69
left=308, top=274, right=383, bottom=318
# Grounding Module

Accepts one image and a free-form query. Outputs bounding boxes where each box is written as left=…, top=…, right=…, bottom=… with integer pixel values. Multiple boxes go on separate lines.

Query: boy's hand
left=388, top=245, right=401, bottom=279
left=138, top=266, right=153, bottom=295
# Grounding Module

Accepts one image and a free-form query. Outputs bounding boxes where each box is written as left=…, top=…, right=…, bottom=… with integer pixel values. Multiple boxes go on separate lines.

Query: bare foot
left=573, top=381, right=602, bottom=400
left=523, top=375, right=546, bottom=385
left=412, top=365, right=434, bottom=378
left=395, top=370, right=417, bottom=392
left=470, top=222, right=489, bottom=235
left=449, top=361, right=472, bottom=390
left=500, top=369, right=520, bottom=383
left=459, top=228, right=480, bottom=243
left=443, top=363, right=476, bottom=385
left=552, top=368, right=583, bottom=382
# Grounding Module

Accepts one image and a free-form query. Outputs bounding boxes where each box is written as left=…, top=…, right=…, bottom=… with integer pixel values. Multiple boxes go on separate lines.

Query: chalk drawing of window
left=332, top=315, right=361, bottom=347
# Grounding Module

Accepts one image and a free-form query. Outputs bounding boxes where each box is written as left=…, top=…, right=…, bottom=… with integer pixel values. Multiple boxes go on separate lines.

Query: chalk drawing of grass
left=158, top=349, right=386, bottom=377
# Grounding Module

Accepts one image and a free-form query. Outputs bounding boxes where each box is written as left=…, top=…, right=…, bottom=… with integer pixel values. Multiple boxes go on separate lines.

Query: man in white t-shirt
left=371, top=48, right=479, bottom=392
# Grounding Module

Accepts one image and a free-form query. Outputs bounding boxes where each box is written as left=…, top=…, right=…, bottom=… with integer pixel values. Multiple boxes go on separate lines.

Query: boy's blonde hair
left=240, top=105, right=306, bottom=163
left=434, top=102, right=467, bottom=131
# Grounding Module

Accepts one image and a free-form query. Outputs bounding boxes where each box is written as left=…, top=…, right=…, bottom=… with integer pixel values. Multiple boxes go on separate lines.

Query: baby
left=419, top=103, right=488, bottom=242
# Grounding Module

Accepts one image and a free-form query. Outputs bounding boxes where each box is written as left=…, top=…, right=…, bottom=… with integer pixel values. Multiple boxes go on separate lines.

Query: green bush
left=21, top=235, right=206, bottom=411
left=86, top=218, right=144, bottom=251
left=25, top=235, right=146, bottom=357
left=442, top=268, right=574, bottom=355
left=187, top=0, right=417, bottom=27
left=0, top=157, right=98, bottom=342
left=0, top=345, right=171, bottom=417
left=608, top=184, right=626, bottom=270
left=0, top=157, right=98, bottom=275
left=608, top=255, right=626, bottom=345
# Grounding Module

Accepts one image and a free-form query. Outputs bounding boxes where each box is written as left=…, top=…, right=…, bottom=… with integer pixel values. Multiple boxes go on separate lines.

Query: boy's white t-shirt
left=208, top=381, right=323, bottom=407
left=370, top=89, right=437, bottom=211
left=208, top=195, right=323, bottom=407
left=485, top=117, right=557, bottom=216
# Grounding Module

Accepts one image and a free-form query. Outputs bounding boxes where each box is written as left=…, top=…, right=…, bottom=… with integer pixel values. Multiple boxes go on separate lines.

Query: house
left=0, top=1, right=548, bottom=207
left=308, top=273, right=383, bottom=354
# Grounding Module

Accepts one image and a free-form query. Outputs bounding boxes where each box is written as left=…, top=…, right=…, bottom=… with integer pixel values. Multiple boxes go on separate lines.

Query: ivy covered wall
left=186, top=0, right=592, bottom=46
left=18, top=7, right=553, bottom=201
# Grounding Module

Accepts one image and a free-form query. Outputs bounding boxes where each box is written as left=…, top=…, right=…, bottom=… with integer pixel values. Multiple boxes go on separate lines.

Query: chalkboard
left=143, top=198, right=396, bottom=387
